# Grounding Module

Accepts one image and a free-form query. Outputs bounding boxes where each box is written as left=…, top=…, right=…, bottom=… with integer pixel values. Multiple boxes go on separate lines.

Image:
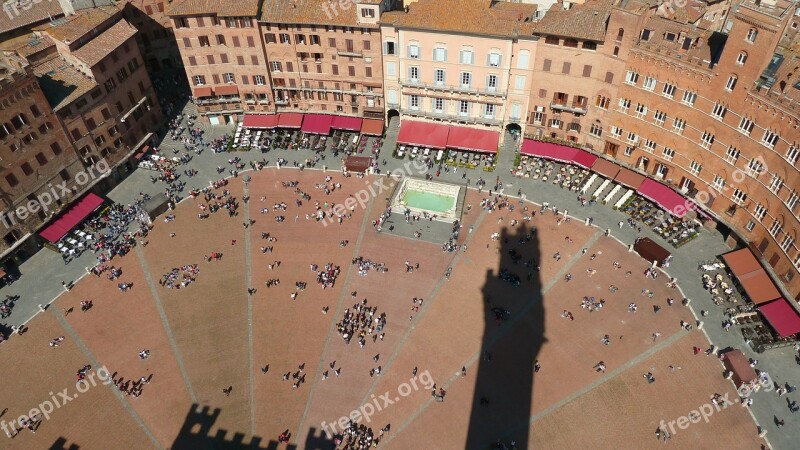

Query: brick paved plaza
left=0, top=168, right=767, bottom=449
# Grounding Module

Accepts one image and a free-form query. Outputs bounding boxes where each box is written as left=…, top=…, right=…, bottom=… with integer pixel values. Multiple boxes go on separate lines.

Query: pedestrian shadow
left=466, top=224, right=545, bottom=448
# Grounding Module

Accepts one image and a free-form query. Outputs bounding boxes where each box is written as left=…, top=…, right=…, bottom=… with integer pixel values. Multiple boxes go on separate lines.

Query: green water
left=403, top=189, right=455, bottom=213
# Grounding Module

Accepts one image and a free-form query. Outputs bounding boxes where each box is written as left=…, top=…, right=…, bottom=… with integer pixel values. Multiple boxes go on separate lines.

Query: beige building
left=380, top=0, right=538, bottom=141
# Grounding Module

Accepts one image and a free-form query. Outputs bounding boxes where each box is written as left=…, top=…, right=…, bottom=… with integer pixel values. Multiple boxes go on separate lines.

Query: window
left=484, top=104, right=495, bottom=118
left=746, top=221, right=756, bottom=232
left=385, top=41, right=395, bottom=55
left=511, top=103, right=521, bottom=120
left=386, top=62, right=395, bottom=76
left=746, top=158, right=764, bottom=176
left=689, top=160, right=702, bottom=175
left=769, top=174, right=783, bottom=194
left=627, top=132, right=639, bottom=145
left=605, top=72, right=614, bottom=84
left=561, top=62, right=571, bottom=74
left=788, top=145, right=800, bottom=164
left=199, top=35, right=210, bottom=47
left=746, top=28, right=757, bottom=43
left=460, top=50, right=474, bottom=65
left=254, top=75, right=265, bottom=85
left=754, top=203, right=767, bottom=221
left=682, top=90, right=697, bottom=106
left=713, top=175, right=725, bottom=191
left=738, top=117, right=754, bottom=135
left=662, top=147, right=675, bottom=161
left=625, top=70, right=639, bottom=85
left=673, top=118, right=686, bottom=134
left=711, top=103, right=727, bottom=120
left=434, top=98, right=444, bottom=113
left=35, top=152, right=47, bottom=166
left=433, top=47, right=447, bottom=62
left=408, top=44, right=419, bottom=59
left=624, top=147, right=634, bottom=156
left=224, top=73, right=235, bottom=83
left=769, top=220, right=782, bottom=237
left=564, top=38, right=579, bottom=48
left=361, top=8, right=375, bottom=18
left=193, top=75, right=205, bottom=85
left=590, top=123, right=602, bottom=137
left=409, top=95, right=420, bottom=110
left=732, top=189, right=747, bottom=205
left=5, top=173, right=18, bottom=187
left=542, top=59, right=552, bottom=72
left=644, top=140, right=657, bottom=153
left=459, top=100, right=469, bottom=115
left=280, top=33, right=290, bottom=44
left=653, top=110, right=667, bottom=126
left=737, top=52, right=748, bottom=65
left=21, top=162, right=33, bottom=176
left=781, top=236, right=794, bottom=252
left=725, top=75, right=737, bottom=91
left=550, top=118, right=562, bottom=129
left=700, top=131, right=715, bottom=149
left=545, top=36, right=559, bottom=45
left=409, top=66, right=419, bottom=82
left=595, top=96, right=610, bottom=110
left=611, top=126, right=623, bottom=138
left=582, top=65, right=592, bottom=77
left=583, top=41, right=597, bottom=50
left=762, top=130, right=779, bottom=149
left=430, top=69, right=443, bottom=85
left=460, top=72, right=471, bottom=88
left=787, top=191, right=799, bottom=210
left=726, top=146, right=740, bottom=164
left=617, top=98, right=631, bottom=112
left=514, top=75, right=525, bottom=90
left=634, top=103, right=648, bottom=119
left=662, top=83, right=676, bottom=98
left=517, top=50, right=530, bottom=69
left=532, top=111, right=544, bottom=125
left=487, top=74, right=498, bottom=92
left=643, top=76, right=657, bottom=91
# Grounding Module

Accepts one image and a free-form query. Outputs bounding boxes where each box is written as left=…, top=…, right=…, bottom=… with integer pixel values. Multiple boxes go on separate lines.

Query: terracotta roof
left=381, top=0, right=536, bottom=37
left=32, top=55, right=96, bottom=111
left=0, top=0, right=64, bottom=35
left=635, top=16, right=715, bottom=63
left=168, top=0, right=261, bottom=17
left=72, top=19, right=137, bottom=67
left=260, top=0, right=371, bottom=27
left=535, top=0, right=613, bottom=41
left=40, top=6, right=119, bottom=44
left=3, top=34, right=55, bottom=58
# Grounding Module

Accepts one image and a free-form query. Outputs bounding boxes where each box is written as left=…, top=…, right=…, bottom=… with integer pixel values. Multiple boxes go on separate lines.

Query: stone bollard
left=628, top=244, right=634, bottom=252
left=585, top=218, right=590, bottom=226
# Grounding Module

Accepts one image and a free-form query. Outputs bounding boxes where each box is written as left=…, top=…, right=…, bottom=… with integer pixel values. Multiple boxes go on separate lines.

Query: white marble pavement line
left=242, top=181, right=256, bottom=438
left=134, top=245, right=198, bottom=405
left=49, top=306, right=161, bottom=448
left=294, top=183, right=380, bottom=440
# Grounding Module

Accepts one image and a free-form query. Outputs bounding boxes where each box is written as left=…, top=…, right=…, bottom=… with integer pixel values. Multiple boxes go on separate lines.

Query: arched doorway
left=387, top=109, right=400, bottom=122
left=505, top=123, right=521, bottom=134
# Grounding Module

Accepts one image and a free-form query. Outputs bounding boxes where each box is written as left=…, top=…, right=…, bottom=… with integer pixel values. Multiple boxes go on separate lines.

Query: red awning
left=447, top=126, right=500, bottom=153
left=572, top=150, right=598, bottom=169
left=361, top=119, right=384, bottom=136
left=739, top=271, right=782, bottom=305
left=520, top=140, right=577, bottom=163
left=759, top=298, right=800, bottom=337
left=278, top=113, right=303, bottom=128
left=614, top=168, right=646, bottom=189
left=331, top=115, right=363, bottom=131
left=592, top=158, right=620, bottom=178
left=215, top=85, right=239, bottom=96
left=39, top=193, right=104, bottom=243
left=722, top=249, right=762, bottom=279
left=397, top=120, right=450, bottom=149
left=193, top=87, right=213, bottom=98
left=243, top=114, right=278, bottom=129
left=636, top=178, right=694, bottom=217
left=301, top=114, right=334, bottom=135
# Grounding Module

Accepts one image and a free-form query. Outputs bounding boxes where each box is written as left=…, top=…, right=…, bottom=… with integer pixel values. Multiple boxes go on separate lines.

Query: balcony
left=337, top=48, right=362, bottom=58
left=400, top=79, right=506, bottom=98
left=400, top=108, right=502, bottom=126
left=550, top=102, right=587, bottom=115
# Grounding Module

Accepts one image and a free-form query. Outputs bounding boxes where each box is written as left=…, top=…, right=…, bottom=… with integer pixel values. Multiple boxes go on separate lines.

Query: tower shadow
left=466, top=224, right=545, bottom=449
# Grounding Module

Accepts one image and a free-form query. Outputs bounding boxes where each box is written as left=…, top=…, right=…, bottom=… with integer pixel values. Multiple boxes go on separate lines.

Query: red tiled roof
left=382, top=0, right=536, bottom=37
left=168, top=0, right=261, bottom=17
left=72, top=19, right=138, bottom=67
left=0, top=0, right=64, bottom=35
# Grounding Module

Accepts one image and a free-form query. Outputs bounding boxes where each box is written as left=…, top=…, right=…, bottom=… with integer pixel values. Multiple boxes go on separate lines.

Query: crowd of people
left=159, top=265, right=201, bottom=289
left=336, top=299, right=387, bottom=348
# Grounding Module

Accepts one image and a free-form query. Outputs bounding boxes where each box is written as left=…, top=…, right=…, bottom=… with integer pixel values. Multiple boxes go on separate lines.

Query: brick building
left=0, top=64, right=85, bottom=262
left=121, top=0, right=182, bottom=72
